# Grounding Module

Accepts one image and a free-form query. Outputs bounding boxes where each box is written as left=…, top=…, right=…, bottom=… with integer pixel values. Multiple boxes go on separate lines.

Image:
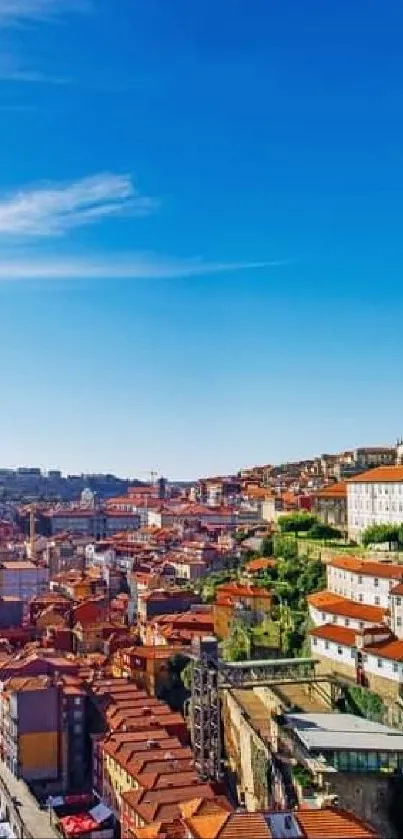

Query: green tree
left=361, top=523, right=401, bottom=550
left=261, top=536, right=273, bottom=557
left=278, top=512, right=317, bottom=534
left=181, top=661, right=193, bottom=691
left=307, top=523, right=342, bottom=540
left=222, top=618, right=253, bottom=661
left=274, top=535, right=298, bottom=559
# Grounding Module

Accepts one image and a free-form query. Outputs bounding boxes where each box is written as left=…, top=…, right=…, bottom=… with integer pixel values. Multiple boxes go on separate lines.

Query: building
left=307, top=555, right=403, bottom=700
left=314, top=481, right=347, bottom=535
left=50, top=570, right=107, bottom=601
left=46, top=509, right=140, bottom=539
left=347, top=466, right=403, bottom=541
left=213, top=582, right=272, bottom=640
left=177, top=806, right=379, bottom=839
left=354, top=447, right=396, bottom=471
left=325, top=555, right=403, bottom=609
left=0, top=597, right=23, bottom=628
left=0, top=561, right=49, bottom=601
left=111, top=645, right=184, bottom=694
left=137, top=589, right=200, bottom=627
left=121, top=785, right=221, bottom=834
left=0, top=674, right=86, bottom=794
left=144, top=606, right=214, bottom=647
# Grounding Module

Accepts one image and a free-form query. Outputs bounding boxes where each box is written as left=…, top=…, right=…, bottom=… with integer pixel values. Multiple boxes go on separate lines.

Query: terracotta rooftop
left=245, top=558, right=277, bottom=572
left=122, top=783, right=217, bottom=824
left=363, top=637, right=403, bottom=662
left=307, top=591, right=385, bottom=623
left=182, top=806, right=379, bottom=839
left=329, top=555, right=403, bottom=581
left=315, top=481, right=347, bottom=498
left=309, top=623, right=356, bottom=646
left=348, top=466, right=403, bottom=483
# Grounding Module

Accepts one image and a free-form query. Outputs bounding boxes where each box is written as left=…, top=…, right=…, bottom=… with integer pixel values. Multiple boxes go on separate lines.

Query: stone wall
left=313, top=653, right=403, bottom=729
left=329, top=773, right=398, bottom=839
left=221, top=690, right=269, bottom=811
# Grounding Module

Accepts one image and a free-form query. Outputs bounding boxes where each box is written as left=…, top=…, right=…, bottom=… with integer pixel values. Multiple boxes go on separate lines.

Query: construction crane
left=139, top=470, right=159, bottom=486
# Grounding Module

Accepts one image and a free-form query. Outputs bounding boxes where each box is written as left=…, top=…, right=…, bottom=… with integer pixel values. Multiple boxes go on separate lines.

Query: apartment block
left=0, top=560, right=49, bottom=601
left=347, top=466, right=403, bottom=541
left=0, top=674, right=86, bottom=793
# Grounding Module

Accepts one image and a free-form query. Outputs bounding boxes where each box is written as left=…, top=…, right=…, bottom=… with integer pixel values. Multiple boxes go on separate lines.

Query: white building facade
left=347, top=466, right=403, bottom=541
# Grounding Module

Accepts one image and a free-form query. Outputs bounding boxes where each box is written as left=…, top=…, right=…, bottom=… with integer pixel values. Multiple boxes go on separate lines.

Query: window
left=74, top=697, right=82, bottom=706
left=375, top=596, right=380, bottom=605
left=374, top=578, right=379, bottom=587
left=337, top=646, right=342, bottom=655
left=74, top=724, right=82, bottom=735
left=321, top=613, right=326, bottom=622
left=359, top=621, right=364, bottom=629
left=313, top=638, right=317, bottom=646
left=393, top=662, right=399, bottom=673
left=397, top=598, right=402, bottom=606
left=345, top=618, right=350, bottom=627
left=73, top=710, right=82, bottom=721
left=332, top=615, right=337, bottom=624
left=359, top=594, right=363, bottom=602
left=325, top=641, right=329, bottom=650
left=377, top=658, right=383, bottom=669
left=351, top=649, right=356, bottom=658
left=397, top=617, right=402, bottom=627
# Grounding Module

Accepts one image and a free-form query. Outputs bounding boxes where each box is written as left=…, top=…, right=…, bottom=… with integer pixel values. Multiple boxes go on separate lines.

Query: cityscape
left=0, top=445, right=402, bottom=836
left=1, top=1, right=402, bottom=838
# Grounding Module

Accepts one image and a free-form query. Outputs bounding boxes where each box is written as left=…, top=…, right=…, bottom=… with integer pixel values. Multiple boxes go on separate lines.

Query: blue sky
left=0, top=0, right=402, bottom=479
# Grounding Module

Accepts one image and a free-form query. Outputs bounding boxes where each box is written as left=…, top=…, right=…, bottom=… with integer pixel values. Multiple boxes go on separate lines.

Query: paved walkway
left=0, top=759, right=58, bottom=839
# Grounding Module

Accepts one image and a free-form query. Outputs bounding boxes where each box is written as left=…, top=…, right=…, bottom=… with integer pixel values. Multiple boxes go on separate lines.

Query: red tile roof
left=182, top=807, right=379, bottom=839
left=348, top=466, right=403, bottom=483
left=307, top=591, right=385, bottom=623
left=309, top=623, right=356, bottom=646
left=245, top=558, right=277, bottom=573
left=329, top=555, right=403, bottom=580
left=315, top=481, right=347, bottom=498
left=363, top=637, right=403, bottom=662
left=123, top=784, right=217, bottom=824
left=296, top=806, right=379, bottom=838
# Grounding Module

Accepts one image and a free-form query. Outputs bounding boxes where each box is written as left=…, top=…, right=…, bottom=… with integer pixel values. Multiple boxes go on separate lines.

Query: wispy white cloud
left=0, top=0, right=89, bottom=26
left=0, top=173, right=156, bottom=236
left=0, top=52, right=69, bottom=84
left=0, top=254, right=277, bottom=281
left=0, top=0, right=89, bottom=86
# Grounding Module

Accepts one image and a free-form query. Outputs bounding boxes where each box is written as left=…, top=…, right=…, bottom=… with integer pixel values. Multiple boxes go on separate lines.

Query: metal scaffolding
left=190, top=638, right=319, bottom=781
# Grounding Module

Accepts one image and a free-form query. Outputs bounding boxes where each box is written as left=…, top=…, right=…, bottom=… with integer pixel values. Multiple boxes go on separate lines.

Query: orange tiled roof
left=183, top=807, right=379, bottom=839
left=348, top=466, right=403, bottom=483
left=295, top=806, right=379, bottom=838
left=307, top=591, right=385, bottom=623
left=309, top=623, right=356, bottom=646
left=329, top=555, right=403, bottom=581
left=363, top=637, right=403, bottom=662
left=245, top=558, right=277, bottom=573
left=123, top=784, right=217, bottom=824
left=315, top=481, right=347, bottom=498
